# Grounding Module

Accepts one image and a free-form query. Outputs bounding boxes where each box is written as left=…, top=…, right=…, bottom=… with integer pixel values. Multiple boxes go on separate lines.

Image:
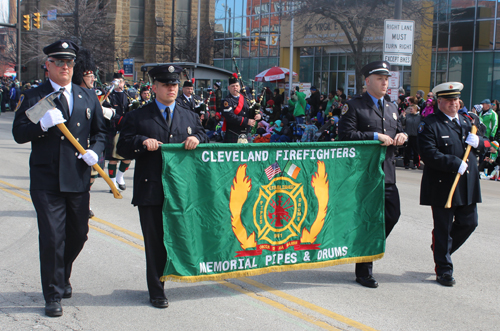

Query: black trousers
left=138, top=205, right=166, bottom=300
left=30, top=190, right=89, bottom=303
left=403, top=135, right=420, bottom=167
left=431, top=204, right=478, bottom=276
left=356, top=184, right=401, bottom=277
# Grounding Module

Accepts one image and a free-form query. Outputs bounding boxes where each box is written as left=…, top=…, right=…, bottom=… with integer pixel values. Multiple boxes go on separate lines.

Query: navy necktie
left=377, top=99, right=384, bottom=115
left=59, top=88, right=70, bottom=118
left=165, top=106, right=171, bottom=127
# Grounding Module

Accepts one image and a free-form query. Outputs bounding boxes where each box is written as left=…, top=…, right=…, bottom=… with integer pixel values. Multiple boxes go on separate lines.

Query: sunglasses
left=48, top=59, right=75, bottom=68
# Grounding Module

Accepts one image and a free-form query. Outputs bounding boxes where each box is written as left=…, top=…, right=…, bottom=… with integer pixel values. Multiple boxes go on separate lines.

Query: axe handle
left=444, top=125, right=477, bottom=208
left=56, top=123, right=123, bottom=199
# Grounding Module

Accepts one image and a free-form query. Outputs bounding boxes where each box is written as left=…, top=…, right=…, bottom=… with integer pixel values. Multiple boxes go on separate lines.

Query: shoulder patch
left=15, top=94, right=24, bottom=112
left=224, top=100, right=229, bottom=107
left=341, top=104, right=349, bottom=115
left=418, top=122, right=425, bottom=134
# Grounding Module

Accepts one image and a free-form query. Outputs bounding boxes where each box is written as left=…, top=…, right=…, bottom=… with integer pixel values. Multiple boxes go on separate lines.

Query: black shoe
left=88, top=209, right=94, bottom=219
left=45, top=301, right=63, bottom=317
left=150, top=298, right=169, bottom=308
left=405, top=166, right=409, bottom=169
left=118, top=183, right=126, bottom=191
left=436, top=274, right=455, bottom=286
left=63, top=285, right=72, bottom=299
left=356, top=275, right=379, bottom=288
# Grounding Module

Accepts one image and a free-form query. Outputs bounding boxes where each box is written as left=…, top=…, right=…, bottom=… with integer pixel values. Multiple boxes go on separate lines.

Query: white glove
left=458, top=161, right=468, bottom=175
left=78, top=149, right=98, bottom=166
left=102, top=107, right=116, bottom=120
left=465, top=133, right=479, bottom=148
left=39, top=108, right=66, bottom=131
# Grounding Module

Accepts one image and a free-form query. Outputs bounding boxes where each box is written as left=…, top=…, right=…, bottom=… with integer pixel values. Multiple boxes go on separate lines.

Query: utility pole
left=170, top=0, right=175, bottom=62
left=74, top=0, right=79, bottom=41
left=195, top=0, right=201, bottom=64
left=288, top=3, right=294, bottom=99
left=394, top=0, right=402, bottom=20
left=17, top=0, right=21, bottom=81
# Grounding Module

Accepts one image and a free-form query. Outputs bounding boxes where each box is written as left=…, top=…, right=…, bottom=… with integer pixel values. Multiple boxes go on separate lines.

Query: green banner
left=160, top=141, right=386, bottom=282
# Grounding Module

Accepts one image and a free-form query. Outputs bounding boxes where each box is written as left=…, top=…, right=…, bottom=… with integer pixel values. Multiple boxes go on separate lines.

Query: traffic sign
left=384, top=20, right=414, bottom=54
left=384, top=53, right=412, bottom=66
left=123, top=59, right=134, bottom=78
left=47, top=9, right=57, bottom=21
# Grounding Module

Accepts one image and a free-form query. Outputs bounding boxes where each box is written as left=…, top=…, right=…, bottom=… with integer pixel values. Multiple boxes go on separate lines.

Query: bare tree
left=0, top=28, right=17, bottom=67
left=174, top=21, right=216, bottom=64
left=292, top=0, right=433, bottom=94
left=22, top=0, right=116, bottom=76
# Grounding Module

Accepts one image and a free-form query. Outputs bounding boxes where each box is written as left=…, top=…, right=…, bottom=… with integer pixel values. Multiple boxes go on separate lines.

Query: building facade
left=213, top=0, right=500, bottom=109
left=18, top=0, right=214, bottom=82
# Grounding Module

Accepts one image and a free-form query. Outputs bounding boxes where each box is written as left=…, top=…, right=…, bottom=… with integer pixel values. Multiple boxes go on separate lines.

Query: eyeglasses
left=427, top=95, right=432, bottom=97
left=48, top=59, right=75, bottom=68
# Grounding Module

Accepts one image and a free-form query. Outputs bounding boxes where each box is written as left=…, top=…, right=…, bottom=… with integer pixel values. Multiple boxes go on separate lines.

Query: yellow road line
left=1, top=178, right=374, bottom=331
left=217, top=280, right=340, bottom=331
left=89, top=224, right=144, bottom=251
left=239, top=277, right=378, bottom=331
left=0, top=187, right=32, bottom=202
left=0, top=179, right=30, bottom=195
left=91, top=216, right=144, bottom=241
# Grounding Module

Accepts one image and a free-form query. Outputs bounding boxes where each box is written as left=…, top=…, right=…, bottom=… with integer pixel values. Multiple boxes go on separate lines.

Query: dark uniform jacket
left=116, top=100, right=208, bottom=207
left=338, top=92, right=404, bottom=184
left=177, top=93, right=202, bottom=112
left=417, top=111, right=485, bottom=207
left=222, top=93, right=252, bottom=143
left=12, top=81, right=107, bottom=192
left=215, top=89, right=223, bottom=111
left=108, top=90, right=129, bottom=116
left=109, top=90, right=129, bottom=131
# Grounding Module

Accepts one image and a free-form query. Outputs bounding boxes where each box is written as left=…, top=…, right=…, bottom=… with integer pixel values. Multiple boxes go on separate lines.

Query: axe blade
left=25, top=90, right=63, bottom=124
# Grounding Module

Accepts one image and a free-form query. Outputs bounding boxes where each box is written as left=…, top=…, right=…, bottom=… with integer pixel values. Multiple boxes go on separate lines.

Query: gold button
left=76, top=138, right=79, bottom=141
left=75, top=152, right=78, bottom=156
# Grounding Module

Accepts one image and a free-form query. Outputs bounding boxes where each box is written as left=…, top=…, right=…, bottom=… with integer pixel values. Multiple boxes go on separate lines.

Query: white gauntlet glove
left=465, top=133, right=479, bottom=148
left=78, top=149, right=98, bottom=166
left=458, top=161, right=468, bottom=175
left=39, top=108, right=66, bottom=131
left=102, top=107, right=116, bottom=120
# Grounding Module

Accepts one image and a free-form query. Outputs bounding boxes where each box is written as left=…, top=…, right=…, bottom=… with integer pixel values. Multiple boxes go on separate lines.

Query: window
left=450, top=0, right=475, bottom=21
left=450, top=22, right=474, bottom=51
left=175, top=0, right=191, bottom=60
left=129, top=0, right=145, bottom=59
left=477, top=0, right=495, bottom=19
left=215, top=0, right=226, bottom=20
left=437, top=24, right=449, bottom=51
left=473, top=52, right=494, bottom=104
left=476, top=20, right=494, bottom=50
left=449, top=53, right=473, bottom=106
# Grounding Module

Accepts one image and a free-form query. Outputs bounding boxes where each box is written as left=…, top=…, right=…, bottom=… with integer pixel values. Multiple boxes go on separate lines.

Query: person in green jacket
left=288, top=86, right=306, bottom=124
left=480, top=99, right=498, bottom=140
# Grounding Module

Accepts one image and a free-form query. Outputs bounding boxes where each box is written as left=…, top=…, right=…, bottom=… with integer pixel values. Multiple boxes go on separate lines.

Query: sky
left=0, top=0, right=9, bottom=24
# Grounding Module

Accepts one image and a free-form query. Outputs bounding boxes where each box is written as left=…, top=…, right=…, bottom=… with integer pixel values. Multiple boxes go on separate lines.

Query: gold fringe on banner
left=160, top=253, right=384, bottom=283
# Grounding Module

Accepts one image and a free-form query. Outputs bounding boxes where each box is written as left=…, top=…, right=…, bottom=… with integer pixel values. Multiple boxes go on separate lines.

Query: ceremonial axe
left=26, top=90, right=123, bottom=199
